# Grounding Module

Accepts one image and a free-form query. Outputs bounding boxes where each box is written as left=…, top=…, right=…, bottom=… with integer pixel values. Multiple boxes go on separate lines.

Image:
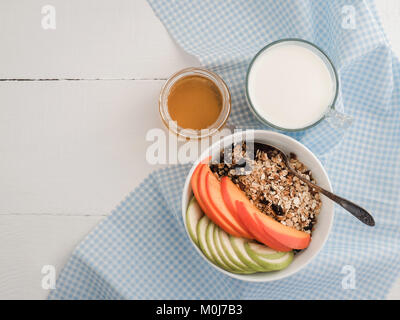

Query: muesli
left=210, top=142, right=322, bottom=234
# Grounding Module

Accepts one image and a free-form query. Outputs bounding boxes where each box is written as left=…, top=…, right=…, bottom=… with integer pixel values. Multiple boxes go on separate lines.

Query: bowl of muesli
left=182, top=130, right=334, bottom=281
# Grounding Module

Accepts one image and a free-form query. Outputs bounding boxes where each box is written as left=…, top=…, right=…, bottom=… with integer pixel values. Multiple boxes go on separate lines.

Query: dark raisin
left=209, top=164, right=219, bottom=173
left=304, top=219, right=315, bottom=231
left=237, top=181, right=246, bottom=191
left=271, top=203, right=285, bottom=216
left=232, top=158, right=246, bottom=168
left=260, top=198, right=270, bottom=205
left=304, top=224, right=313, bottom=231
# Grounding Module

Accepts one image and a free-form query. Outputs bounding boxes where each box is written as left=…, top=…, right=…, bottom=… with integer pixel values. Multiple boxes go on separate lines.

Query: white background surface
left=0, top=0, right=399, bottom=299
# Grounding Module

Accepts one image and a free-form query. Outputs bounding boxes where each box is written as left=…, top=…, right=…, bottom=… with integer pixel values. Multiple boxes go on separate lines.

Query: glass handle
left=325, top=108, right=353, bottom=130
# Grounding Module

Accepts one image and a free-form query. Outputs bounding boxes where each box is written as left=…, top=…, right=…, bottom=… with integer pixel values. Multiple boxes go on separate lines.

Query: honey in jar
left=167, top=75, right=223, bottom=130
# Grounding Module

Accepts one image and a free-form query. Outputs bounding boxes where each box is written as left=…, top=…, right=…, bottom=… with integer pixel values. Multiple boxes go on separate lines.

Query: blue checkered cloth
left=49, top=0, right=400, bottom=299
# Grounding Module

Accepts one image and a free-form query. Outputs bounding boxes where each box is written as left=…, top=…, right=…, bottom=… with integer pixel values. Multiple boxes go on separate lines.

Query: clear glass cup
left=159, top=67, right=231, bottom=140
left=245, top=38, right=352, bottom=131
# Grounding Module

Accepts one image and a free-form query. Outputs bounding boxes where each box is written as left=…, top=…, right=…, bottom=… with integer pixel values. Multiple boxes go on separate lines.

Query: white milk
left=247, top=42, right=336, bottom=130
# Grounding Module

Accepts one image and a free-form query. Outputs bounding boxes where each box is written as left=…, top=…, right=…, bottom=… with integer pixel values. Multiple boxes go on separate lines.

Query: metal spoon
left=263, top=144, right=375, bottom=227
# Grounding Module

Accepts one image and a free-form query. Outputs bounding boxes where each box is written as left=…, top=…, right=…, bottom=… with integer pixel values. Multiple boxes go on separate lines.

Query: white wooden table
left=0, top=0, right=399, bottom=300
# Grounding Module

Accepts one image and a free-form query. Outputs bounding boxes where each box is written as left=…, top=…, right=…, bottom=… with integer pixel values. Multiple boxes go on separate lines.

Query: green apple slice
left=186, top=196, right=204, bottom=246
left=197, top=216, right=215, bottom=263
left=245, top=242, right=287, bottom=259
left=247, top=250, right=294, bottom=271
left=218, top=228, right=250, bottom=271
left=206, top=222, right=230, bottom=270
left=213, top=225, right=254, bottom=274
left=230, top=236, right=266, bottom=272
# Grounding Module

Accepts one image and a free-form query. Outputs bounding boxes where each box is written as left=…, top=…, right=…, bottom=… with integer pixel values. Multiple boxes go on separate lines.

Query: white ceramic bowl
left=181, top=130, right=334, bottom=282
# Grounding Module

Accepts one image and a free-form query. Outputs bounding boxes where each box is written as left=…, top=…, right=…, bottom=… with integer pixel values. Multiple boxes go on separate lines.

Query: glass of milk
left=246, top=39, right=342, bottom=131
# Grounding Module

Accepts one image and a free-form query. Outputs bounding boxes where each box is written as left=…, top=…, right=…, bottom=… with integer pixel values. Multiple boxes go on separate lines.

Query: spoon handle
left=291, top=172, right=375, bottom=226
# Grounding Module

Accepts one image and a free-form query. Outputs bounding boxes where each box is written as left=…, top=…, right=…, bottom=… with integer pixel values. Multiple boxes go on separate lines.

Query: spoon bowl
left=265, top=144, right=375, bottom=227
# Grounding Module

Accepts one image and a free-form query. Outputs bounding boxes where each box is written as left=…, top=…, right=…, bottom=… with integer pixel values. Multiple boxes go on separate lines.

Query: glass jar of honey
left=159, top=67, right=231, bottom=139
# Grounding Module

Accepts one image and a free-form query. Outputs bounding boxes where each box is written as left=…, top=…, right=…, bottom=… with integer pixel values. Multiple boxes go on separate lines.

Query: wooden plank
left=0, top=0, right=398, bottom=80
left=0, top=215, right=103, bottom=299
left=0, top=80, right=168, bottom=215
left=0, top=0, right=399, bottom=301
left=388, top=278, right=400, bottom=299
left=0, top=0, right=199, bottom=79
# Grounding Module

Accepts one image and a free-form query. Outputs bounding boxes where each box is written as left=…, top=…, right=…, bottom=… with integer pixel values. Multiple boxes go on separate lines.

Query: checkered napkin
left=49, top=0, right=400, bottom=299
